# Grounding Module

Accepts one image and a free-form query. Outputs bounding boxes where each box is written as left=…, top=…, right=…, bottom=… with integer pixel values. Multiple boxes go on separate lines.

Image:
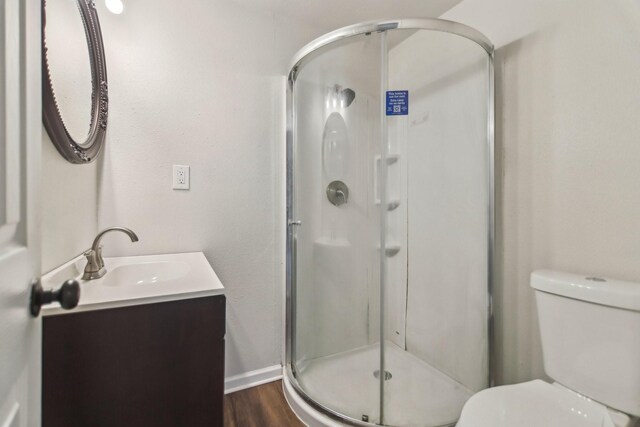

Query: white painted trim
left=224, top=364, right=283, bottom=394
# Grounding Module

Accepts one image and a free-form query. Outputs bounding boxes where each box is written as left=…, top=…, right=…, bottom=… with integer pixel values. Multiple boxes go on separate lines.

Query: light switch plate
left=172, top=165, right=190, bottom=190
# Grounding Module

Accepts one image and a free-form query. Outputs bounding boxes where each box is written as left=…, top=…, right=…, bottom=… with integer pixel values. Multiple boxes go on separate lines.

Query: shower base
left=284, top=342, right=473, bottom=426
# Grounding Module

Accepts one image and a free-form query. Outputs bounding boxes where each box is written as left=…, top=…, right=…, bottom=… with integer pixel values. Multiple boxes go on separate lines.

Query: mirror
left=42, top=0, right=109, bottom=164
left=45, top=0, right=92, bottom=141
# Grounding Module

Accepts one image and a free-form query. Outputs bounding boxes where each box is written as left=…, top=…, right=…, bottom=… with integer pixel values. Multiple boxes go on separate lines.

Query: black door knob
left=30, top=279, right=80, bottom=317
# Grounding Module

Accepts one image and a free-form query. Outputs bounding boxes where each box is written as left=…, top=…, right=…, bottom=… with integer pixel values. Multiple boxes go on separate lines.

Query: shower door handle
left=288, top=220, right=302, bottom=227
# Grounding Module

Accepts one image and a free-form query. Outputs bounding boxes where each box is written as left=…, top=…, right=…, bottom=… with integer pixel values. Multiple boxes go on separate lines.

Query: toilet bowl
left=457, top=270, right=640, bottom=427
left=458, top=380, right=634, bottom=427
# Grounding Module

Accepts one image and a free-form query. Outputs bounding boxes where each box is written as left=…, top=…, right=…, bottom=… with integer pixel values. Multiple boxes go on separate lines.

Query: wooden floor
left=224, top=380, right=305, bottom=427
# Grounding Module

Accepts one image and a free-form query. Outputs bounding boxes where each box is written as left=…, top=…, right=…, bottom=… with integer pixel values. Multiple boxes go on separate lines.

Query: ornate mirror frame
left=42, top=0, right=108, bottom=164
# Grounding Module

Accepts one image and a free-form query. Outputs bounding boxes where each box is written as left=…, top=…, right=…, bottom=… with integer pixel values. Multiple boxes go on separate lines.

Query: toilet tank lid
left=531, top=270, right=640, bottom=311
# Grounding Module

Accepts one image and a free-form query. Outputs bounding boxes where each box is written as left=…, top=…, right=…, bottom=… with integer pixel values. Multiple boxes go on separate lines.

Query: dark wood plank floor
left=224, top=380, right=304, bottom=427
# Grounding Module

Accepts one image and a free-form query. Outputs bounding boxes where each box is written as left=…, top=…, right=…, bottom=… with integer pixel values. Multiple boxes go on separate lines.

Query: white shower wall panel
left=389, top=31, right=490, bottom=393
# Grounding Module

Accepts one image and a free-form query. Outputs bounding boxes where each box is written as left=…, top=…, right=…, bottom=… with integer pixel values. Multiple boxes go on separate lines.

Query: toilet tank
left=531, top=270, right=640, bottom=417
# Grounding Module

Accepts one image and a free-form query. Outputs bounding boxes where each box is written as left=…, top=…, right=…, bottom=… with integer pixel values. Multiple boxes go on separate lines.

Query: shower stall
left=284, top=19, right=494, bottom=427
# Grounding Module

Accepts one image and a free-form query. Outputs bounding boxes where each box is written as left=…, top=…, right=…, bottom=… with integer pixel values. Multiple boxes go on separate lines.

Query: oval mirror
left=43, top=0, right=108, bottom=164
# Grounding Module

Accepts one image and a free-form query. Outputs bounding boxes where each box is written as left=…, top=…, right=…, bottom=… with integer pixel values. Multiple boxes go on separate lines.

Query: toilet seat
left=457, top=380, right=625, bottom=427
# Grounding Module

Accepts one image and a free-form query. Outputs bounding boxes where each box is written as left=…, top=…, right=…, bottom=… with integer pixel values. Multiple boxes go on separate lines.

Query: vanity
left=40, top=252, right=225, bottom=427
left=39, top=0, right=227, bottom=423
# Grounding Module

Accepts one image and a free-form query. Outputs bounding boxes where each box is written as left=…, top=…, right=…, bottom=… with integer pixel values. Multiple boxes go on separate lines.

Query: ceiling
left=232, top=0, right=464, bottom=31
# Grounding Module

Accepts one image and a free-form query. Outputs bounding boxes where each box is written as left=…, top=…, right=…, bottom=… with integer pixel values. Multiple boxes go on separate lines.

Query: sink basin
left=40, top=252, right=224, bottom=315
left=102, top=261, right=191, bottom=287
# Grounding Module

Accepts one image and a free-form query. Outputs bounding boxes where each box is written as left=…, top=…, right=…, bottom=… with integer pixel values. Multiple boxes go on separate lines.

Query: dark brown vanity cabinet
left=43, top=295, right=226, bottom=427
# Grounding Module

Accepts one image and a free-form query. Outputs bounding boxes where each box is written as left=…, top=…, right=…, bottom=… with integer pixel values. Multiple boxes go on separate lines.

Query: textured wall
left=445, top=0, right=640, bottom=385
left=41, top=136, right=98, bottom=273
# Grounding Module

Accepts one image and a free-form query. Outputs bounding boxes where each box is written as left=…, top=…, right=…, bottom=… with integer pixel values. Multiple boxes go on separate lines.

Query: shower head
left=341, top=88, right=356, bottom=107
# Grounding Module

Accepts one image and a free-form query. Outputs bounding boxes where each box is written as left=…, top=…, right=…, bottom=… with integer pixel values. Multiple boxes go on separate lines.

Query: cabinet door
left=43, top=296, right=226, bottom=427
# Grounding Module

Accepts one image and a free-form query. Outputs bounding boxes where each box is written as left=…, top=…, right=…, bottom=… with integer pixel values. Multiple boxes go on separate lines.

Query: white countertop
left=41, top=252, right=225, bottom=316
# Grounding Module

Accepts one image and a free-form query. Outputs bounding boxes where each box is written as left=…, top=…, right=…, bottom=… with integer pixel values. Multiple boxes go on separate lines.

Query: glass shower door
left=289, top=31, right=385, bottom=424
left=287, top=22, right=493, bottom=427
left=381, top=29, right=492, bottom=426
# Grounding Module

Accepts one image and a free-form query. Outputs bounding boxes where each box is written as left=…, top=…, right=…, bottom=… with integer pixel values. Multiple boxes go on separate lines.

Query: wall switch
left=172, top=165, right=190, bottom=190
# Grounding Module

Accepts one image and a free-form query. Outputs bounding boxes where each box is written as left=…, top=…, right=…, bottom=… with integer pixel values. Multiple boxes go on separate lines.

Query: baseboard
left=224, top=364, right=283, bottom=394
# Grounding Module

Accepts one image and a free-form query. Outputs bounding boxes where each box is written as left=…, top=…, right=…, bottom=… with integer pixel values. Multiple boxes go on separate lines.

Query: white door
left=0, top=0, right=42, bottom=426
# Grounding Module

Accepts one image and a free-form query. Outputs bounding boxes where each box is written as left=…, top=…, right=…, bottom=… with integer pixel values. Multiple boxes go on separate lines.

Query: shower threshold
left=295, top=342, right=473, bottom=426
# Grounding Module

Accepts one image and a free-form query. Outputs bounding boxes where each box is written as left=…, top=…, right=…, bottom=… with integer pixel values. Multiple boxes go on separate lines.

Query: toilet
left=458, top=270, right=640, bottom=427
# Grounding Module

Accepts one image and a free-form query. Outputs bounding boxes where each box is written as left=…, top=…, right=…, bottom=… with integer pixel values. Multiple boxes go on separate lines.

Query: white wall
left=41, top=138, right=98, bottom=273
left=445, top=0, right=640, bottom=385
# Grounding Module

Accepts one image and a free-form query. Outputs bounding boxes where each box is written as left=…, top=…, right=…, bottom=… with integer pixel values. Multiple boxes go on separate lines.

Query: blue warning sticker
left=386, top=91, right=409, bottom=116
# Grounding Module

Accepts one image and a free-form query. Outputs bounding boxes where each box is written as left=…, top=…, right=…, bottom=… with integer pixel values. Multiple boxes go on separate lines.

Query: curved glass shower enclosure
left=285, top=19, right=493, bottom=427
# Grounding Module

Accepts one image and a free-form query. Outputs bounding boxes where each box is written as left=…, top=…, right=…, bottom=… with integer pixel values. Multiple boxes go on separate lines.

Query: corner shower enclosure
left=285, top=19, right=493, bottom=427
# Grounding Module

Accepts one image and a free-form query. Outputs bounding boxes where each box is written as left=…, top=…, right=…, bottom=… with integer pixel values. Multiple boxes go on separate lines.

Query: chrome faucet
left=82, top=227, right=139, bottom=280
